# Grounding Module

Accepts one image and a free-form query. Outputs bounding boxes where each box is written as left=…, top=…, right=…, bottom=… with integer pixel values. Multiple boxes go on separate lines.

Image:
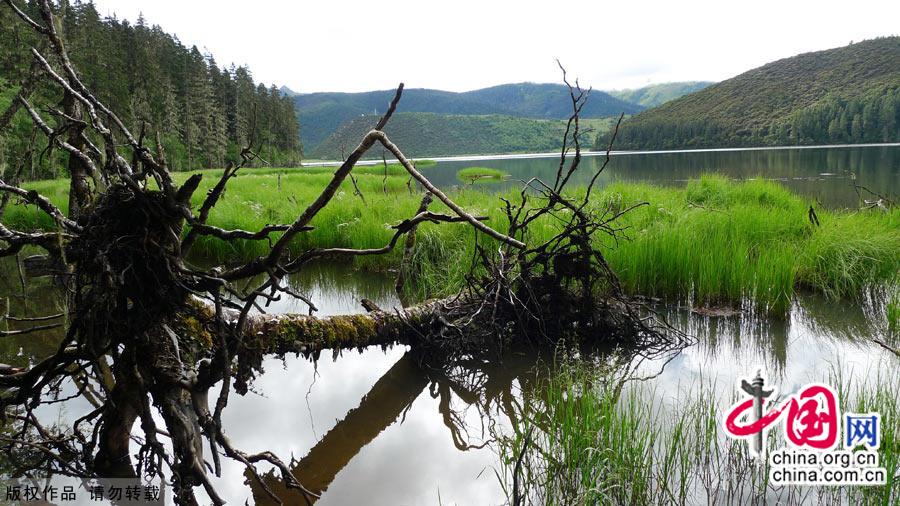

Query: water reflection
left=0, top=262, right=895, bottom=505
left=250, top=351, right=428, bottom=502
left=222, top=261, right=401, bottom=316
left=420, top=145, right=900, bottom=208
left=215, top=292, right=894, bottom=505
left=0, top=267, right=68, bottom=369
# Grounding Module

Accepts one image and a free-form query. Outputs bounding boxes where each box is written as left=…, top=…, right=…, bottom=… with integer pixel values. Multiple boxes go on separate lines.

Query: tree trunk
left=244, top=297, right=453, bottom=356
left=62, top=91, right=91, bottom=219
left=94, top=358, right=141, bottom=478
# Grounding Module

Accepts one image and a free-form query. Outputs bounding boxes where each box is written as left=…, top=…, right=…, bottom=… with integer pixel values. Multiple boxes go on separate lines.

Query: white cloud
left=90, top=0, right=898, bottom=92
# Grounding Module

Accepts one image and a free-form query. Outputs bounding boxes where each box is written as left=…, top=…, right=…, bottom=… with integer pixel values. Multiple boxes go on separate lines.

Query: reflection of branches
left=251, top=351, right=427, bottom=503
left=250, top=346, right=559, bottom=503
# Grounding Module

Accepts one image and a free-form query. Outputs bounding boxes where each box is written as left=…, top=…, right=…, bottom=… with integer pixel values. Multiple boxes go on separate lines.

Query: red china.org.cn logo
left=722, top=370, right=887, bottom=486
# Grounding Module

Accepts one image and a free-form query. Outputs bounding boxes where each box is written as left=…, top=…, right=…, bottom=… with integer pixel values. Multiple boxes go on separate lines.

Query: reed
left=598, top=176, right=899, bottom=313
left=888, top=286, right=900, bottom=333
left=497, top=359, right=899, bottom=505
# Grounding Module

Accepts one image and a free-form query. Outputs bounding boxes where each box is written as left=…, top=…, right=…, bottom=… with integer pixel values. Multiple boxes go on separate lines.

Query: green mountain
left=280, top=85, right=299, bottom=97
left=607, top=82, right=713, bottom=108
left=602, top=37, right=900, bottom=150
left=294, top=83, right=642, bottom=151
left=312, top=112, right=613, bottom=160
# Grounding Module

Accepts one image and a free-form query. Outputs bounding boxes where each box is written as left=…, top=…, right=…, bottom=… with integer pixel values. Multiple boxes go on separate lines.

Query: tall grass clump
left=888, top=285, right=900, bottom=333
left=496, top=361, right=665, bottom=505
left=599, top=175, right=899, bottom=314
left=798, top=211, right=900, bottom=299
left=597, top=176, right=807, bottom=313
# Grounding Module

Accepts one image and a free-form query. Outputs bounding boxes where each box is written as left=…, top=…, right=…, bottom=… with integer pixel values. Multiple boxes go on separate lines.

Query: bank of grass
left=497, top=361, right=899, bottom=505
left=601, top=177, right=900, bottom=313
left=3, top=171, right=898, bottom=313
left=456, top=167, right=508, bottom=183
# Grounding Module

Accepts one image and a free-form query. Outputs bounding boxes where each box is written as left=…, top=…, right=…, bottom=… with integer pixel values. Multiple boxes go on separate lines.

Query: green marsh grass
left=888, top=286, right=899, bottom=333
left=597, top=176, right=899, bottom=313
left=3, top=172, right=898, bottom=313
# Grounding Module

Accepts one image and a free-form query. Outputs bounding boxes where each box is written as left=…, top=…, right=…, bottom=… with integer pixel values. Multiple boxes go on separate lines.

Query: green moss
left=270, top=313, right=379, bottom=350
left=181, top=315, right=214, bottom=348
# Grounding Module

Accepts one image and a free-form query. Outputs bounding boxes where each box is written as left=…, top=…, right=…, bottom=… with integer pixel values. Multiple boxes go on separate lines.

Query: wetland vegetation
left=7, top=171, right=897, bottom=317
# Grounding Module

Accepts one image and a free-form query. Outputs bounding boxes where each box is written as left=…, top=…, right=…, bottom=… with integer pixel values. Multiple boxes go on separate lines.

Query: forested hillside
left=312, top=112, right=612, bottom=160
left=607, top=82, right=713, bottom=108
left=294, top=84, right=641, bottom=151
left=602, top=37, right=900, bottom=150
left=0, top=1, right=300, bottom=180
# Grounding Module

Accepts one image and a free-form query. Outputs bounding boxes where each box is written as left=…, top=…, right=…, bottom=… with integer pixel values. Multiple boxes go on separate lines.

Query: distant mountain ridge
left=311, top=112, right=613, bottom=160
left=608, top=82, right=714, bottom=108
left=294, top=83, right=643, bottom=151
left=603, top=37, right=900, bottom=150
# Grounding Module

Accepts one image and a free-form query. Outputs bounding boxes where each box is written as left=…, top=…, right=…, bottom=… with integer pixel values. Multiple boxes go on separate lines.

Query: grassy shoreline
left=3, top=169, right=898, bottom=314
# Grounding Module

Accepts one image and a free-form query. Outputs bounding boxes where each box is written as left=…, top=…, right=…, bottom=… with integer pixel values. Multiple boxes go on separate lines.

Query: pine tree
left=1, top=2, right=302, bottom=179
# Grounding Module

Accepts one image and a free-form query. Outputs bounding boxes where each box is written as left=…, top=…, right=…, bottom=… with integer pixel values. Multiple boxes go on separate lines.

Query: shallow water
left=0, top=262, right=895, bottom=505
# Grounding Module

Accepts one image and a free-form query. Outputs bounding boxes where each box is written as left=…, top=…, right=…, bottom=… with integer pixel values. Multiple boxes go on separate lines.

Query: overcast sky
left=89, top=0, right=897, bottom=94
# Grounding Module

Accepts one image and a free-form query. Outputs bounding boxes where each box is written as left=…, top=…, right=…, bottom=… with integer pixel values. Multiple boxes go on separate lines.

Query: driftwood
left=872, top=337, right=900, bottom=358
left=0, top=2, right=684, bottom=504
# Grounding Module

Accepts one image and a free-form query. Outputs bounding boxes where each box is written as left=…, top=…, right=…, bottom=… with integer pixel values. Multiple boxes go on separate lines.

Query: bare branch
left=190, top=223, right=300, bottom=242
left=2, top=0, right=49, bottom=34
left=16, top=96, right=101, bottom=180
left=0, top=322, right=62, bottom=336
left=287, top=211, right=489, bottom=266
left=0, top=178, right=80, bottom=231
left=374, top=131, right=526, bottom=249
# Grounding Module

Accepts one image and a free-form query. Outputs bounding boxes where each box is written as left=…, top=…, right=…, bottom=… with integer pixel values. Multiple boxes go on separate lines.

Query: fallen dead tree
left=0, top=2, right=686, bottom=503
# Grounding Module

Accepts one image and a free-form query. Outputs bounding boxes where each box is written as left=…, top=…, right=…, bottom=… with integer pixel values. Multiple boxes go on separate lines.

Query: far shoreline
left=300, top=142, right=900, bottom=167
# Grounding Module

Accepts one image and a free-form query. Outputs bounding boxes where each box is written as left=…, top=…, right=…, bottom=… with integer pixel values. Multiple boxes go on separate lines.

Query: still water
left=418, top=144, right=900, bottom=208
left=0, top=260, right=895, bottom=504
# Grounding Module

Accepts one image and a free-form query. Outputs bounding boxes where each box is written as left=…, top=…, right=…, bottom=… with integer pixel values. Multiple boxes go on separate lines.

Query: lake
left=415, top=144, right=900, bottom=208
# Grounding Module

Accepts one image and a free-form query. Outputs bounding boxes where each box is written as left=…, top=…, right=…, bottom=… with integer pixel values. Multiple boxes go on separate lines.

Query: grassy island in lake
left=456, top=167, right=508, bottom=183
